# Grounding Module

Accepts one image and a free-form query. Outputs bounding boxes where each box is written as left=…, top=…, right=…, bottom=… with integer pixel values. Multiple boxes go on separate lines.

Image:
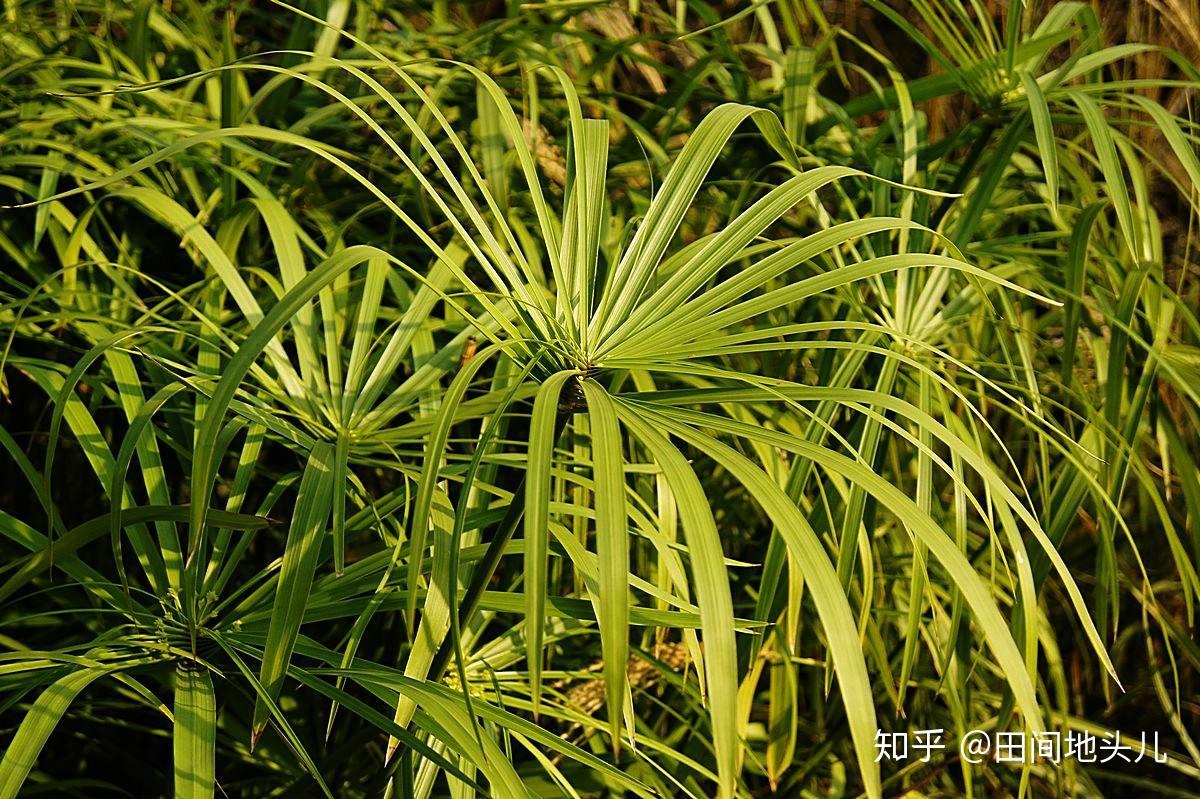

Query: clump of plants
left=1, top=1, right=1198, bottom=797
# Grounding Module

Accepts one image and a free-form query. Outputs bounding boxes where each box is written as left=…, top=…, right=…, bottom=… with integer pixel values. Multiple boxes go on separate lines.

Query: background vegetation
left=1, top=0, right=1199, bottom=797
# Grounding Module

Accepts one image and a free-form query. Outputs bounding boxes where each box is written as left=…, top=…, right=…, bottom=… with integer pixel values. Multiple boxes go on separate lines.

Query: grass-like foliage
left=2, top=1, right=1199, bottom=797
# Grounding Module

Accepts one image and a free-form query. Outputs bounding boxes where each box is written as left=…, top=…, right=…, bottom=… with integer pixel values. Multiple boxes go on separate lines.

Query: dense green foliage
left=2, top=1, right=1199, bottom=797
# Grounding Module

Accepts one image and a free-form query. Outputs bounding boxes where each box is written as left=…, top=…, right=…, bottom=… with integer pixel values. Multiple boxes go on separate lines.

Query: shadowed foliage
left=1, top=1, right=1199, bottom=797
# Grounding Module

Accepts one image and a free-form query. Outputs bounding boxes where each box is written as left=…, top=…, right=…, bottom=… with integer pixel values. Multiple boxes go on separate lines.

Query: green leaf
left=174, top=664, right=217, bottom=799
left=1021, top=70, right=1059, bottom=214
left=645, top=403, right=1049, bottom=734
left=0, top=506, right=269, bottom=605
left=0, top=665, right=115, bottom=799
left=1070, top=91, right=1139, bottom=260
left=638, top=408, right=881, bottom=799
left=580, top=380, right=631, bottom=751
left=252, top=441, right=337, bottom=739
left=524, top=370, right=577, bottom=717
left=616, top=410, right=741, bottom=799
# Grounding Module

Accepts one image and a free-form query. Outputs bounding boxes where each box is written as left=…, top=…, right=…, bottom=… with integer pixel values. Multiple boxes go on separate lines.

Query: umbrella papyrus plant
left=0, top=2, right=1164, bottom=797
